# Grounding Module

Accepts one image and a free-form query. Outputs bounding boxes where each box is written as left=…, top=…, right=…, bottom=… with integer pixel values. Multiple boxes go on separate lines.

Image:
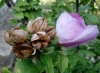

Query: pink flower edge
left=58, top=25, right=99, bottom=47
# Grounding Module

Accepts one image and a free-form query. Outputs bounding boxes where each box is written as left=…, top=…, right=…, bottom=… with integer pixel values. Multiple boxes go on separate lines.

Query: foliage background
left=1, top=0, right=100, bottom=73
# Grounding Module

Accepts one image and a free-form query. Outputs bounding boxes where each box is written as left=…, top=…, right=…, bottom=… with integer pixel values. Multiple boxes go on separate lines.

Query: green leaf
left=64, top=48, right=75, bottom=55
left=16, top=0, right=28, bottom=6
left=0, top=0, right=5, bottom=7
left=49, top=52, right=60, bottom=66
left=64, top=68, right=72, bottom=73
left=61, top=5, right=71, bottom=12
left=2, top=67, right=11, bottom=73
left=85, top=70, right=96, bottom=73
left=14, top=69, right=22, bottom=73
left=20, top=25, right=27, bottom=31
left=9, top=19, right=20, bottom=25
left=14, top=6, right=20, bottom=11
left=15, top=58, right=39, bottom=73
left=50, top=37, right=58, bottom=46
left=24, top=11, right=34, bottom=20
left=35, top=60, right=45, bottom=73
left=12, top=11, right=24, bottom=19
left=79, top=5, right=90, bottom=12
left=27, top=0, right=38, bottom=5
left=95, top=62, right=100, bottom=70
left=57, top=52, right=69, bottom=73
left=78, top=50, right=96, bottom=56
left=69, top=54, right=79, bottom=68
left=40, top=54, right=54, bottom=73
left=77, top=54, right=87, bottom=66
left=83, top=13, right=99, bottom=23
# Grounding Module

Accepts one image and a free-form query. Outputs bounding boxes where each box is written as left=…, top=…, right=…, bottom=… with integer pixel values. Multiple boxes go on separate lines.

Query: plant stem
left=76, top=0, right=79, bottom=13
left=75, top=46, right=79, bottom=53
left=75, top=0, right=79, bottom=53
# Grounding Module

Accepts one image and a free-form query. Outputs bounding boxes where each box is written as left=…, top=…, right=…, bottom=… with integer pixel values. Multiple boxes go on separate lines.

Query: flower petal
left=56, top=12, right=73, bottom=35
left=56, top=12, right=84, bottom=40
left=70, top=13, right=86, bottom=28
left=58, top=25, right=99, bottom=47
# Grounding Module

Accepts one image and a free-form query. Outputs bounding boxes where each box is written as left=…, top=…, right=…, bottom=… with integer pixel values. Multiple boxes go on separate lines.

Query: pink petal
left=56, top=12, right=84, bottom=40
left=56, top=11, right=74, bottom=35
left=58, top=25, right=99, bottom=47
left=70, top=13, right=86, bottom=28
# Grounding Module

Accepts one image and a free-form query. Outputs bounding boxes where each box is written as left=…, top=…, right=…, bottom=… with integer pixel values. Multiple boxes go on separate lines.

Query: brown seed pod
left=11, top=28, right=28, bottom=43
left=13, top=41, right=33, bottom=59
left=31, top=31, right=50, bottom=50
left=32, top=41, right=48, bottom=50
left=4, top=30, right=16, bottom=46
left=4, top=28, right=28, bottom=46
left=31, top=31, right=50, bottom=42
left=27, top=17, right=47, bottom=34
left=46, top=26, right=56, bottom=39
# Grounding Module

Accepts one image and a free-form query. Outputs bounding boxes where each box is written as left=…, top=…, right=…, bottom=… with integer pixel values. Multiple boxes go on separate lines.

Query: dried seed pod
left=45, top=26, right=54, bottom=32
left=13, top=41, right=33, bottom=58
left=31, top=34, right=39, bottom=42
left=11, top=28, right=28, bottom=43
left=27, top=17, right=47, bottom=34
left=31, top=31, right=50, bottom=50
left=4, top=31, right=16, bottom=46
left=32, top=42, right=41, bottom=50
left=37, top=32, right=50, bottom=42
left=31, top=31, right=50, bottom=42
left=46, top=26, right=56, bottom=39
left=40, top=42, right=48, bottom=50
left=4, top=28, right=28, bottom=46
left=32, top=41, right=48, bottom=50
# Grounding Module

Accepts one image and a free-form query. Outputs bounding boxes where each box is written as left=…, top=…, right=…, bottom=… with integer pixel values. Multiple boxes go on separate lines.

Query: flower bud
left=27, top=17, right=47, bottom=34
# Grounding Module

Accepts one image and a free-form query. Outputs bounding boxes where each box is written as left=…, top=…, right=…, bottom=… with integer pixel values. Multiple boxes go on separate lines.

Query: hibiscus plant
left=2, top=0, right=100, bottom=73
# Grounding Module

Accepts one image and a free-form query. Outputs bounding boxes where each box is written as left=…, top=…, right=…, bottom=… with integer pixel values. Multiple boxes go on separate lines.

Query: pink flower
left=56, top=12, right=99, bottom=47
